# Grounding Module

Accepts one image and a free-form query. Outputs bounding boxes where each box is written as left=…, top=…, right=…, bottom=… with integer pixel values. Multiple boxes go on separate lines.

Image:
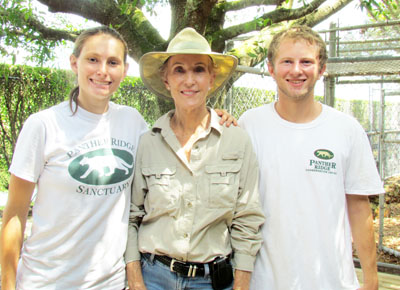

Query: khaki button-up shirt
left=125, top=109, right=265, bottom=271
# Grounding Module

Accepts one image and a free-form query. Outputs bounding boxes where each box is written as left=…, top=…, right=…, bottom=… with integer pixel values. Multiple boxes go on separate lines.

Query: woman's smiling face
left=163, top=54, right=215, bottom=111
left=70, top=33, right=128, bottom=113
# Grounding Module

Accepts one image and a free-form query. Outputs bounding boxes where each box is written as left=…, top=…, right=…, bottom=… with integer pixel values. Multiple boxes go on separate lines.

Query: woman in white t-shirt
left=0, top=26, right=148, bottom=290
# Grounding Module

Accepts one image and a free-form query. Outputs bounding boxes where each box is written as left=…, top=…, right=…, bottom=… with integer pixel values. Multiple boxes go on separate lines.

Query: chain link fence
left=379, top=89, right=400, bottom=181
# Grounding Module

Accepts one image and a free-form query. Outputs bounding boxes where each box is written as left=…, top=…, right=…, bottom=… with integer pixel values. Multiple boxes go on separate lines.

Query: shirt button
left=187, top=202, right=192, bottom=208
left=183, top=233, right=189, bottom=238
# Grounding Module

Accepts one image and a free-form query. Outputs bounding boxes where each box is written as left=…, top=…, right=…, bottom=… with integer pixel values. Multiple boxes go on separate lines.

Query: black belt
left=153, top=254, right=206, bottom=277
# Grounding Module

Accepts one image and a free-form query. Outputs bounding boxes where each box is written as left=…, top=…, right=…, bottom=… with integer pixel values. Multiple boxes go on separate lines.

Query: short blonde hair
left=268, top=25, right=327, bottom=72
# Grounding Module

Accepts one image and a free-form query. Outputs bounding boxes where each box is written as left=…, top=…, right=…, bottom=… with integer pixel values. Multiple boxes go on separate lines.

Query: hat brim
left=139, top=52, right=238, bottom=99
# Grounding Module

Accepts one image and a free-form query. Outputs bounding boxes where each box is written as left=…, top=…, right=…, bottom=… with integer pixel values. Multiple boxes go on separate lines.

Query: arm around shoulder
left=0, top=174, right=35, bottom=290
left=125, top=138, right=147, bottom=263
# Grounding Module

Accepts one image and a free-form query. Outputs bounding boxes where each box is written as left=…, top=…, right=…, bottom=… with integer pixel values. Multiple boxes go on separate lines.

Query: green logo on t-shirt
left=68, top=148, right=134, bottom=185
left=314, top=149, right=334, bottom=160
left=307, top=149, right=337, bottom=175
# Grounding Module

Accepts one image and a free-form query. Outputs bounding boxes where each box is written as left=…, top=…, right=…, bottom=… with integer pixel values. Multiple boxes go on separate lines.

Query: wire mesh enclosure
left=214, top=20, right=400, bottom=257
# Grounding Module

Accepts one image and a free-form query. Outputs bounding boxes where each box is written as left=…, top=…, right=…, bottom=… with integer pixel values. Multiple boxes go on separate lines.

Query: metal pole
left=317, top=19, right=400, bottom=33
left=378, top=81, right=385, bottom=250
left=324, top=23, right=337, bottom=107
left=368, top=87, right=373, bottom=132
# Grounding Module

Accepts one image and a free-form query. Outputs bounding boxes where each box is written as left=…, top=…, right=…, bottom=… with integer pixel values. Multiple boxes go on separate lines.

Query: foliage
left=0, top=170, right=10, bottom=192
left=361, top=0, right=399, bottom=21
left=0, top=0, right=68, bottom=65
left=0, top=63, right=73, bottom=188
left=113, top=77, right=174, bottom=126
left=351, top=99, right=369, bottom=128
left=335, top=98, right=381, bottom=131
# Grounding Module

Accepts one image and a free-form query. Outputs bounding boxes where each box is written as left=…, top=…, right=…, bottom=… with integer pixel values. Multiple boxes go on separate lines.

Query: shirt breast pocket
left=205, top=163, right=241, bottom=208
left=142, top=166, right=178, bottom=210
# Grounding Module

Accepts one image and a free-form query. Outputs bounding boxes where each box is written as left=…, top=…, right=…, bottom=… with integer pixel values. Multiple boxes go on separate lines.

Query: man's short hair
left=267, top=25, right=327, bottom=71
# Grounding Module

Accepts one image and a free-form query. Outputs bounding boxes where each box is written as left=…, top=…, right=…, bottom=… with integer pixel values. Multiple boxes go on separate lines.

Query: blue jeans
left=141, top=254, right=233, bottom=290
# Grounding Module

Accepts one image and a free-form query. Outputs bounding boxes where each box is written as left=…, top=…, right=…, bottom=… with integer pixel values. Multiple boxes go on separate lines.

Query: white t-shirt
left=239, top=102, right=384, bottom=290
left=10, top=101, right=148, bottom=290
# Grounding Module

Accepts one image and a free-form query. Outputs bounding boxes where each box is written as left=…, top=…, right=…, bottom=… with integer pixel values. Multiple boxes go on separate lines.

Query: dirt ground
left=368, top=175, right=400, bottom=268
left=372, top=203, right=400, bottom=266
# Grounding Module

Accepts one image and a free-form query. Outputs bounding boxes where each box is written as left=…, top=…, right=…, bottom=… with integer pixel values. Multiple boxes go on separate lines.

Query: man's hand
left=215, top=109, right=238, bottom=127
left=233, top=269, right=251, bottom=290
left=358, top=273, right=378, bottom=290
left=358, top=281, right=379, bottom=290
left=126, top=261, right=147, bottom=290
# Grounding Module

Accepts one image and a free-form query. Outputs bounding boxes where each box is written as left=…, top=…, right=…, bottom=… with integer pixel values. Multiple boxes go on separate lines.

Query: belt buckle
left=169, top=259, right=184, bottom=272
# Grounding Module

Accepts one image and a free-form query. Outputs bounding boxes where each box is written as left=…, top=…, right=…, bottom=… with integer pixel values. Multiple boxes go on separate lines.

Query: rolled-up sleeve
left=230, top=133, right=265, bottom=271
left=125, top=139, right=147, bottom=263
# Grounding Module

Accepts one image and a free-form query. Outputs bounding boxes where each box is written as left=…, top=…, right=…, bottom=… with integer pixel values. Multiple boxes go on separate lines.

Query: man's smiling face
left=268, top=38, right=325, bottom=103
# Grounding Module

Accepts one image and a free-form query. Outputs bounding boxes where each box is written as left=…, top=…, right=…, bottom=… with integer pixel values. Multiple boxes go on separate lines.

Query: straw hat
left=139, top=27, right=238, bottom=99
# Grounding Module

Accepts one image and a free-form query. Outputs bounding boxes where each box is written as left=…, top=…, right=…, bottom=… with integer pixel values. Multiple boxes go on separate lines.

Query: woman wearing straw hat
left=125, top=28, right=264, bottom=290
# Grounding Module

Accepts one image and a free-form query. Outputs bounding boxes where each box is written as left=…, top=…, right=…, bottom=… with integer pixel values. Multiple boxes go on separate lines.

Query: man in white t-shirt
left=239, top=25, right=384, bottom=290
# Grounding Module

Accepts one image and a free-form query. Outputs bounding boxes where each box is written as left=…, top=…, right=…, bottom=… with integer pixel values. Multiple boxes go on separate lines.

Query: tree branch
left=37, top=0, right=166, bottom=61
left=0, top=9, right=77, bottom=43
left=25, top=14, right=78, bottom=42
left=294, top=0, right=353, bottom=27
left=37, top=0, right=115, bottom=23
left=217, top=0, right=284, bottom=12
left=118, top=7, right=169, bottom=60
left=211, top=0, right=326, bottom=50
left=225, top=0, right=353, bottom=72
